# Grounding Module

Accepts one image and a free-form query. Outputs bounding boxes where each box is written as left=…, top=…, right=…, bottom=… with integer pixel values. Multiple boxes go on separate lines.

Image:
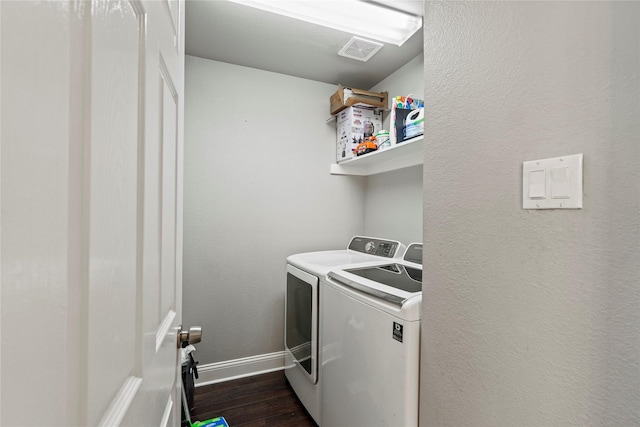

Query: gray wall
left=365, top=166, right=423, bottom=245
left=184, top=53, right=425, bottom=366
left=183, top=56, right=365, bottom=364
left=365, top=55, right=424, bottom=245
left=420, top=2, right=639, bottom=426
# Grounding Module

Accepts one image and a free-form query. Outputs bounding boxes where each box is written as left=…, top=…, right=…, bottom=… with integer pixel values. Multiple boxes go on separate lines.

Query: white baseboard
left=195, top=351, right=285, bottom=387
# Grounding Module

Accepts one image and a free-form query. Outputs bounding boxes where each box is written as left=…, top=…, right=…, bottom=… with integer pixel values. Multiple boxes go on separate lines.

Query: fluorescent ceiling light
left=227, top=0, right=422, bottom=46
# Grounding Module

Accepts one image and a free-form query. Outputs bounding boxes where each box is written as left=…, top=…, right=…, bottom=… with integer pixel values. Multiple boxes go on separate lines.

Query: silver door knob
left=178, top=326, right=202, bottom=346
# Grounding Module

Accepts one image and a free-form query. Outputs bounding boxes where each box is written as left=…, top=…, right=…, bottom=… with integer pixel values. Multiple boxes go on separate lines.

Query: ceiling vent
left=338, top=36, right=383, bottom=62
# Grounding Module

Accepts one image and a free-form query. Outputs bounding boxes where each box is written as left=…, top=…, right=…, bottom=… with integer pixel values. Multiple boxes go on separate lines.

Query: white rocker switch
left=528, top=169, right=546, bottom=199
left=551, top=166, right=570, bottom=199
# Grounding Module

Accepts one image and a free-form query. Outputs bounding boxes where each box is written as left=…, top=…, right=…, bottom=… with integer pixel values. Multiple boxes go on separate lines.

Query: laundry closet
left=182, top=53, right=424, bottom=377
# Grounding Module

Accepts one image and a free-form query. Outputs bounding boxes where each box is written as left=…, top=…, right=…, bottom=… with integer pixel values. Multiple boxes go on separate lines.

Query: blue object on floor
left=192, top=417, right=229, bottom=427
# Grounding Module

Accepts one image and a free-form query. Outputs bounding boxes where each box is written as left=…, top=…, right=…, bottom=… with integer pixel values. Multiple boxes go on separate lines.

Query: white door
left=0, top=1, right=186, bottom=426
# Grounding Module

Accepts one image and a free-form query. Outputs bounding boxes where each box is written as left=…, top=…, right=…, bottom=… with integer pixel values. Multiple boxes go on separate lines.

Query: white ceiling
left=185, top=0, right=424, bottom=89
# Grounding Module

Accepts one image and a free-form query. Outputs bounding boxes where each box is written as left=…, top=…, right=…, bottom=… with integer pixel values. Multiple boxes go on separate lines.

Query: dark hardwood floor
left=189, top=370, right=318, bottom=427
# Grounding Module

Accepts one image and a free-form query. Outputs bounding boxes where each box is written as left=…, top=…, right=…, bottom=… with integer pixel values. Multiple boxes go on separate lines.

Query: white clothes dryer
left=285, top=236, right=405, bottom=425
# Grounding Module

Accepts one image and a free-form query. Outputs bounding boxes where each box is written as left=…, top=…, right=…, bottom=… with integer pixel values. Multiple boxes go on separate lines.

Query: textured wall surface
left=184, top=56, right=365, bottom=364
left=421, top=2, right=639, bottom=426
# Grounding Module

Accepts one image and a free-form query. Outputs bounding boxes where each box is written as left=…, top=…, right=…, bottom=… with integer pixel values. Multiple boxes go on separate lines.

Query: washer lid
left=344, top=264, right=422, bottom=293
left=328, top=263, right=422, bottom=309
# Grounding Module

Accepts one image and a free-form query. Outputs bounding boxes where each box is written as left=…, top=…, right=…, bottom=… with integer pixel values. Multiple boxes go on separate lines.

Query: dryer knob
left=365, top=241, right=375, bottom=253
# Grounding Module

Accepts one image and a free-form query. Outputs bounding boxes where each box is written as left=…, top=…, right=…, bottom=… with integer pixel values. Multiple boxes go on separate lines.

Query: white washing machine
left=321, top=243, right=423, bottom=427
left=285, top=237, right=405, bottom=425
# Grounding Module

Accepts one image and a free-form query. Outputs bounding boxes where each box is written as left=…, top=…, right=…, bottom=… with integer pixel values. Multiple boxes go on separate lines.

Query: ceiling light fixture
left=226, top=0, right=422, bottom=47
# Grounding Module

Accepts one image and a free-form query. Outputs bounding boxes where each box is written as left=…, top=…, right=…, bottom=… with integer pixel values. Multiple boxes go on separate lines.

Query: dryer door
left=285, top=264, right=319, bottom=384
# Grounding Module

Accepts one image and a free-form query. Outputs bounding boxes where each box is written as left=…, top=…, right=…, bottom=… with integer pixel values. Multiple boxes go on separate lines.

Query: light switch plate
left=523, top=154, right=583, bottom=209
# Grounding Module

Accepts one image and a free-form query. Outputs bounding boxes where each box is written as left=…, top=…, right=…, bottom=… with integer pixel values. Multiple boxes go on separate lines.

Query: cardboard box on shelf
left=336, top=107, right=383, bottom=162
left=330, top=84, right=388, bottom=116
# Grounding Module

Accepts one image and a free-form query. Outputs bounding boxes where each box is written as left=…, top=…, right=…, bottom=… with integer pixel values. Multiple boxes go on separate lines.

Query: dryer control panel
left=348, top=236, right=403, bottom=258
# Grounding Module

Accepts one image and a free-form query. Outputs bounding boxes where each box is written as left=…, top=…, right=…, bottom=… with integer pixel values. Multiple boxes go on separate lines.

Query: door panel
left=0, top=0, right=184, bottom=425
left=119, top=0, right=185, bottom=425
left=88, top=1, right=141, bottom=423
left=166, top=0, right=180, bottom=44
left=1, top=2, right=80, bottom=424
left=160, top=64, right=179, bottom=317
